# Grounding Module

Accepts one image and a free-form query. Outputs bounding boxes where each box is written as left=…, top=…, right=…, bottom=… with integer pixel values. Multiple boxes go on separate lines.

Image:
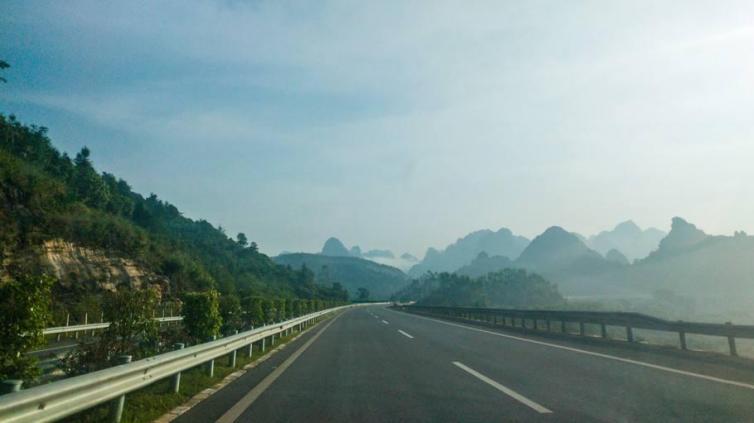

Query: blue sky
left=2, top=1, right=754, bottom=257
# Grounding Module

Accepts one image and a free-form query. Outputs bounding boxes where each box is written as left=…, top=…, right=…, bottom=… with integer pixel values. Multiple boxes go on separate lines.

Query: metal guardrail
left=41, top=316, right=183, bottom=336
left=396, top=305, right=754, bottom=356
left=0, top=303, right=380, bottom=423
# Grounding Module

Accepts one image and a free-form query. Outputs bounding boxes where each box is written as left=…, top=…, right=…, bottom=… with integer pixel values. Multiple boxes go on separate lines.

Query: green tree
left=357, top=287, right=370, bottom=301
left=101, top=288, right=160, bottom=356
left=261, top=299, right=275, bottom=324
left=0, top=275, right=53, bottom=381
left=276, top=298, right=287, bottom=321
left=220, top=294, right=242, bottom=334
left=243, top=297, right=265, bottom=327
left=236, top=232, right=248, bottom=247
left=182, top=290, right=222, bottom=342
left=73, top=147, right=110, bottom=209
left=61, top=289, right=160, bottom=376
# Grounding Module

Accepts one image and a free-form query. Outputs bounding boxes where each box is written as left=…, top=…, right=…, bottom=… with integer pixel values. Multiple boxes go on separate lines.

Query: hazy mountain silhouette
left=274, top=253, right=408, bottom=300
left=540, top=218, right=754, bottom=310
left=605, top=248, right=630, bottom=265
left=400, top=253, right=418, bottom=262
left=516, top=226, right=608, bottom=270
left=408, top=228, right=529, bottom=277
left=506, top=226, right=621, bottom=293
left=646, top=217, right=708, bottom=259
left=587, top=220, right=666, bottom=262
left=321, top=237, right=351, bottom=257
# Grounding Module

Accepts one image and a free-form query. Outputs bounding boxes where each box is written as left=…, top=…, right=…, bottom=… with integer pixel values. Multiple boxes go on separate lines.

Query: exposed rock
left=39, top=239, right=169, bottom=296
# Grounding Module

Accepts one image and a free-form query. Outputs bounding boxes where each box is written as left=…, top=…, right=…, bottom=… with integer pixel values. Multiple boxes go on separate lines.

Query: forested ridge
left=0, top=114, right=347, bottom=302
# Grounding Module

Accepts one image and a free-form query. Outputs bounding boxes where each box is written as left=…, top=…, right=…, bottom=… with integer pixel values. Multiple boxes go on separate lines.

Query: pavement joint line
left=397, top=309, right=754, bottom=391
left=215, top=311, right=344, bottom=423
left=153, top=315, right=335, bottom=423
left=398, top=329, right=414, bottom=339
left=453, top=361, right=553, bottom=414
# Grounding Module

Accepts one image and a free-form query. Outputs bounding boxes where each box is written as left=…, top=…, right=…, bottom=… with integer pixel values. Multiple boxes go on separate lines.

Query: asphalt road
left=174, top=306, right=754, bottom=422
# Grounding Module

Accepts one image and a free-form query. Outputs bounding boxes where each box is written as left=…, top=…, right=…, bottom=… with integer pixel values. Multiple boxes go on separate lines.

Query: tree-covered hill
left=392, top=269, right=565, bottom=308
left=0, top=114, right=346, bottom=303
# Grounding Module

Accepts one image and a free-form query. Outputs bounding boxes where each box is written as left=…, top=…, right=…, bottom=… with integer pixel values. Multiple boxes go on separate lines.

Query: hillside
left=273, top=253, right=408, bottom=300
left=393, top=270, right=564, bottom=308
left=514, top=217, right=754, bottom=311
left=317, top=237, right=416, bottom=271
left=0, top=114, right=346, bottom=304
left=408, top=228, right=529, bottom=277
left=455, top=252, right=513, bottom=278
left=446, top=226, right=624, bottom=295
left=516, top=227, right=617, bottom=273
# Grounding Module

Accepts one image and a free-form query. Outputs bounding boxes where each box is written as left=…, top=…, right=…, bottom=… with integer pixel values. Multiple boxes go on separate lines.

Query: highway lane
left=176, top=306, right=754, bottom=422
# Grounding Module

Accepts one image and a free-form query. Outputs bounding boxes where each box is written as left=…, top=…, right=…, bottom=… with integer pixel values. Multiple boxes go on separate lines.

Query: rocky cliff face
left=39, top=239, right=169, bottom=295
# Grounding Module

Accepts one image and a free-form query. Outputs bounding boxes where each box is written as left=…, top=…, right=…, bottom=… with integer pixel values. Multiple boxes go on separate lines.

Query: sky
left=2, top=1, right=754, bottom=258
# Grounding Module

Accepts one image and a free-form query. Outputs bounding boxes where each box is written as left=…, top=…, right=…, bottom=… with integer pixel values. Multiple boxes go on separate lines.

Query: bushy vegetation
left=393, top=269, right=565, bottom=309
left=0, top=275, right=53, bottom=381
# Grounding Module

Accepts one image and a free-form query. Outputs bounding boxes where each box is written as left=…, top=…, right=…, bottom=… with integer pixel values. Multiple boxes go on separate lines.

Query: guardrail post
left=546, top=320, right=551, bottom=331
left=206, top=336, right=217, bottom=377
left=171, top=343, right=185, bottom=393
left=75, top=313, right=83, bottom=340
left=229, top=330, right=238, bottom=368
left=561, top=320, right=567, bottom=333
left=58, top=313, right=69, bottom=342
left=247, top=340, right=253, bottom=358
left=678, top=330, right=687, bottom=350
left=271, top=333, right=276, bottom=346
left=579, top=322, right=585, bottom=336
left=626, top=326, right=634, bottom=343
left=726, top=322, right=738, bottom=356
left=601, top=323, right=607, bottom=338
left=110, top=355, right=132, bottom=423
left=1, top=379, right=22, bottom=395
left=533, top=319, right=539, bottom=330
left=261, top=338, right=266, bottom=353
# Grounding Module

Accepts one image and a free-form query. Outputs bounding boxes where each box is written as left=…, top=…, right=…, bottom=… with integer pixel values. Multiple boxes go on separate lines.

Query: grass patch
left=62, top=320, right=323, bottom=423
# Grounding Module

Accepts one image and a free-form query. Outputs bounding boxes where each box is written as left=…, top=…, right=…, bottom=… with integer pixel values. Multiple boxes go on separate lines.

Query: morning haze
left=6, top=2, right=754, bottom=422
left=2, top=1, right=754, bottom=258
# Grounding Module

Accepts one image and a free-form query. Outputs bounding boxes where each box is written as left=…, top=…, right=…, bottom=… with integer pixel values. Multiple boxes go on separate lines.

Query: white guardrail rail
left=1, top=303, right=384, bottom=423
left=41, top=316, right=184, bottom=336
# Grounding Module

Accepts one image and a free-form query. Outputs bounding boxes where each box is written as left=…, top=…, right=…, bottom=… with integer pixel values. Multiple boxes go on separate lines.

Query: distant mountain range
left=407, top=228, right=529, bottom=277
left=273, top=253, right=408, bottom=300
left=318, top=237, right=417, bottom=271
left=405, top=220, right=665, bottom=278
left=447, top=218, right=754, bottom=309
left=290, top=217, right=754, bottom=308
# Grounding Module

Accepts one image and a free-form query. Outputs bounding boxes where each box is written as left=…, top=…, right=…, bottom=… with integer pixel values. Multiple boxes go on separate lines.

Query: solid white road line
left=400, top=311, right=754, bottom=391
left=216, top=313, right=342, bottom=423
left=453, top=361, right=552, bottom=414
left=398, top=329, right=414, bottom=339
left=382, top=320, right=389, bottom=324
